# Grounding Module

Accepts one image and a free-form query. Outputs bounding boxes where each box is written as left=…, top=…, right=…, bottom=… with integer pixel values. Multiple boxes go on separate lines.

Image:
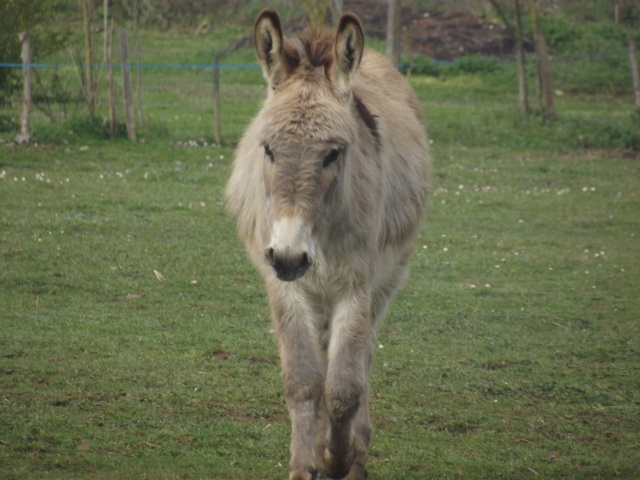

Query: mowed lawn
left=1, top=70, right=639, bottom=478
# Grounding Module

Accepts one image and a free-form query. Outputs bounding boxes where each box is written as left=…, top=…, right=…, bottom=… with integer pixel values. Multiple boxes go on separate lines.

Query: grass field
left=1, top=21, right=640, bottom=480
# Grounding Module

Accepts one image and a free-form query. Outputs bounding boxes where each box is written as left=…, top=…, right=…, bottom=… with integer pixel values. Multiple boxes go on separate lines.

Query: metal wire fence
left=0, top=44, right=636, bottom=144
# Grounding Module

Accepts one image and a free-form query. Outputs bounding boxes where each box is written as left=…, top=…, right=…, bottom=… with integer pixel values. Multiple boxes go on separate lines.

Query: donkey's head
left=253, top=9, right=366, bottom=282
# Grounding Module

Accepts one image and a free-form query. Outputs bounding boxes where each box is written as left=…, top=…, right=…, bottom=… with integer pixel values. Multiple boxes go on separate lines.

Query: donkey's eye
left=264, top=145, right=275, bottom=163
left=323, top=149, right=341, bottom=169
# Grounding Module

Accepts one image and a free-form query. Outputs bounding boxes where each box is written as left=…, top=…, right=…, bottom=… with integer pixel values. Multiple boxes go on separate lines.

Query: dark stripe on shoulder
left=354, top=95, right=380, bottom=146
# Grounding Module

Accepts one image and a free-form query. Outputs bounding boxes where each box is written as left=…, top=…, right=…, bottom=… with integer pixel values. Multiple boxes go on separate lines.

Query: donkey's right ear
left=254, top=9, right=291, bottom=89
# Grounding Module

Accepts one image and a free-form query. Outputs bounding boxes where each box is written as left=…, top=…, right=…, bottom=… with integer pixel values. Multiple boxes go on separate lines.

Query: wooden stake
left=17, top=32, right=32, bottom=144
left=629, top=36, right=640, bottom=109
left=535, top=33, right=554, bottom=119
left=134, top=0, right=143, bottom=126
left=81, top=0, right=95, bottom=117
left=386, top=0, right=401, bottom=66
left=514, top=0, right=529, bottom=115
left=108, top=20, right=117, bottom=136
left=213, top=55, right=221, bottom=146
left=120, top=28, right=136, bottom=141
left=103, top=0, right=108, bottom=64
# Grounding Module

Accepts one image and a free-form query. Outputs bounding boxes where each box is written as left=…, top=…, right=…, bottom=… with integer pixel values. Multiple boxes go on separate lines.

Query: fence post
left=107, top=20, right=117, bottom=136
left=17, top=32, right=32, bottom=144
left=134, top=0, right=143, bottom=126
left=514, top=0, right=529, bottom=115
left=81, top=0, right=95, bottom=117
left=120, top=28, right=136, bottom=141
left=386, top=0, right=401, bottom=66
left=213, top=54, right=221, bottom=146
left=629, top=36, right=640, bottom=109
left=103, top=0, right=108, bottom=64
left=535, top=33, right=554, bottom=119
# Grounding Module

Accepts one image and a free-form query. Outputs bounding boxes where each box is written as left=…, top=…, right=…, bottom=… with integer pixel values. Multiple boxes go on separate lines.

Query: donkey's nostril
left=300, top=252, right=310, bottom=270
left=265, top=247, right=276, bottom=267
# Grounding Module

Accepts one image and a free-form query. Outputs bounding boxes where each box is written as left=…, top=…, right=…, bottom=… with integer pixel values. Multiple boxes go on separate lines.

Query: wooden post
left=103, top=0, right=108, bottom=64
left=17, top=32, right=32, bottom=144
left=535, top=33, right=554, bottom=119
left=134, top=0, right=143, bottom=126
left=629, top=36, right=640, bottom=109
left=213, top=54, right=221, bottom=146
left=120, top=28, right=136, bottom=141
left=514, top=0, right=528, bottom=115
left=614, top=3, right=620, bottom=24
left=332, top=0, right=344, bottom=23
left=386, top=0, right=401, bottom=66
left=527, top=0, right=542, bottom=108
left=81, top=0, right=95, bottom=117
left=528, top=0, right=553, bottom=118
left=107, top=20, right=117, bottom=136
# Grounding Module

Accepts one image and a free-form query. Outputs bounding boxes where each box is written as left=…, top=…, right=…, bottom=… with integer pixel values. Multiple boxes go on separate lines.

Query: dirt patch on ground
left=221, top=2, right=518, bottom=61
left=345, top=0, right=517, bottom=60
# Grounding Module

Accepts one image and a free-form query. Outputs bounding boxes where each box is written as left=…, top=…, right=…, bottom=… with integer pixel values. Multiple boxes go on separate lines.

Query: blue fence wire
left=0, top=50, right=632, bottom=71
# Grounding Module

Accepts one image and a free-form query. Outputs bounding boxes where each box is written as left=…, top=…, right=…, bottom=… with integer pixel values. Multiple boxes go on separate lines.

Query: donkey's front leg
left=323, top=288, right=371, bottom=479
left=270, top=285, right=323, bottom=480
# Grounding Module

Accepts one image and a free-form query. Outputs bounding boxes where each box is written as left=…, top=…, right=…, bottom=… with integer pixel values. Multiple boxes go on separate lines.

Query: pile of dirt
left=407, top=11, right=516, bottom=60
left=345, top=0, right=517, bottom=61
left=220, top=2, right=518, bottom=62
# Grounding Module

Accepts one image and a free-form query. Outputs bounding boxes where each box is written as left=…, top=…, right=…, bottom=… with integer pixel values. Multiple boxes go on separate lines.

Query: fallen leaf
left=77, top=440, right=90, bottom=452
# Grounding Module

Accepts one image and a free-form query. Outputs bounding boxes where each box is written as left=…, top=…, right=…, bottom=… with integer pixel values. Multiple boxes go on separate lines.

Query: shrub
left=441, top=55, right=503, bottom=75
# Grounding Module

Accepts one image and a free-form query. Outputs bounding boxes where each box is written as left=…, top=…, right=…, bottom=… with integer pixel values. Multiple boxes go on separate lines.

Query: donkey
left=226, top=9, right=430, bottom=480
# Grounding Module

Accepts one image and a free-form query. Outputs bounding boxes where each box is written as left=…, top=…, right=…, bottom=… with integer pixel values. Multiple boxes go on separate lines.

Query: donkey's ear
left=254, top=9, right=291, bottom=89
left=332, top=13, right=365, bottom=96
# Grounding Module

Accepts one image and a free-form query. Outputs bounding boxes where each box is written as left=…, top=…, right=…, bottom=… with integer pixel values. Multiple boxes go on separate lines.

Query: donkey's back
left=354, top=49, right=430, bottom=248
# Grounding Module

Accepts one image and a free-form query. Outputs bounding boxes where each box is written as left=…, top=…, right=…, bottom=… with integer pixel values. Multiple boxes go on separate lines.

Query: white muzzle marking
left=266, top=217, right=316, bottom=281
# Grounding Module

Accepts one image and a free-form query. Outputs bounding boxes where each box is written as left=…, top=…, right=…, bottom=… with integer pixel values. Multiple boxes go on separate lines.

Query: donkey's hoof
left=289, top=465, right=317, bottom=480
left=323, top=447, right=354, bottom=479
left=345, top=463, right=367, bottom=480
left=289, top=468, right=316, bottom=480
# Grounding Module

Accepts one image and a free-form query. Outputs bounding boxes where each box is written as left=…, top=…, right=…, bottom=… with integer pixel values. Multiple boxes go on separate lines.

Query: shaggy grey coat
left=226, top=9, right=431, bottom=480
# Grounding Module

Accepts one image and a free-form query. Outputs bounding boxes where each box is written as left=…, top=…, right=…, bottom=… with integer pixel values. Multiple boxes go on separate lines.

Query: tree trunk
left=535, top=33, right=554, bottom=119
left=81, top=0, right=95, bottom=117
left=17, top=32, right=32, bottom=144
left=629, top=36, right=640, bottom=109
left=386, top=0, right=401, bottom=67
left=120, top=28, right=136, bottom=141
left=514, top=0, right=528, bottom=115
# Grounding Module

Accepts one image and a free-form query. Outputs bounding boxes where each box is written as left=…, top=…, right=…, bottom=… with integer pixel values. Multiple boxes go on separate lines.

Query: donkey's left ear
left=254, top=9, right=292, bottom=89
left=332, top=13, right=365, bottom=96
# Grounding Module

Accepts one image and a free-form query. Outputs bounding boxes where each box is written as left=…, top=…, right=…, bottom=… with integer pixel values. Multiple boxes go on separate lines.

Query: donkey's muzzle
left=265, top=247, right=311, bottom=282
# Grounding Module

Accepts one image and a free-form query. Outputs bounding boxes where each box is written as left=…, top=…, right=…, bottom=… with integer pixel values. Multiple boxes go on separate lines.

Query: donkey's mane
left=293, top=27, right=335, bottom=69
left=290, top=26, right=380, bottom=144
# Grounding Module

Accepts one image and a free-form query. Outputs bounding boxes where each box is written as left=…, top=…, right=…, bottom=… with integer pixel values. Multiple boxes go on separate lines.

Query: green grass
left=1, top=19, right=640, bottom=479
left=2, top=131, right=639, bottom=479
